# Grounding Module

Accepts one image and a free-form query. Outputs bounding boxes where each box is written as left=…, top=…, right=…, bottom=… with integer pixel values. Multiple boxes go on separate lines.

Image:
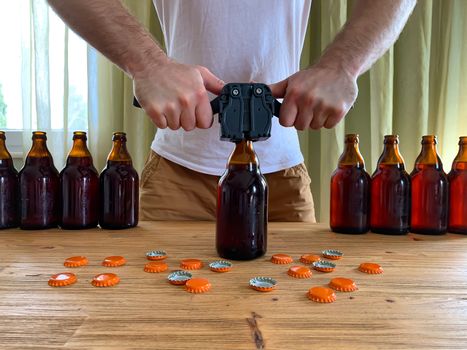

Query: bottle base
left=60, top=223, right=98, bottom=230
left=0, top=223, right=20, bottom=230
left=20, top=223, right=58, bottom=230
left=330, top=226, right=369, bottom=234
left=217, top=249, right=266, bottom=261
left=99, top=223, right=138, bottom=230
left=410, top=227, right=447, bottom=235
left=371, top=227, right=409, bottom=235
left=448, top=226, right=467, bottom=234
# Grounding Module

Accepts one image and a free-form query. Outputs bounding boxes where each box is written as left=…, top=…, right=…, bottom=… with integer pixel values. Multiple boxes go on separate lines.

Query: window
left=0, top=1, right=89, bottom=161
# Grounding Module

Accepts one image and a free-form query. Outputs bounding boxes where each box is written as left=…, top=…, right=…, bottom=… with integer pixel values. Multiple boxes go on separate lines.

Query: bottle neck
left=0, top=138, right=14, bottom=169
left=227, top=140, right=259, bottom=171
left=415, top=142, right=442, bottom=169
left=0, top=138, right=12, bottom=161
left=338, top=142, right=365, bottom=169
left=26, top=138, right=52, bottom=159
left=377, top=143, right=405, bottom=169
left=107, top=139, right=132, bottom=166
left=67, top=138, right=93, bottom=166
left=452, top=140, right=467, bottom=170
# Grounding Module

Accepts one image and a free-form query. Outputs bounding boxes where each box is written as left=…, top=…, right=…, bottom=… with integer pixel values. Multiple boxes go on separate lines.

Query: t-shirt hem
left=151, top=143, right=304, bottom=176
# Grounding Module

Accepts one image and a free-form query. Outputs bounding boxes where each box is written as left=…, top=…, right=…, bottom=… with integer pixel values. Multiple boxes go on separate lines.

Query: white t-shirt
left=152, top=0, right=311, bottom=176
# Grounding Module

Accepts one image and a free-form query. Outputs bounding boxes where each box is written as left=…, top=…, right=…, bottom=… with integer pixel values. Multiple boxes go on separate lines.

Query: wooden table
left=1, top=222, right=467, bottom=349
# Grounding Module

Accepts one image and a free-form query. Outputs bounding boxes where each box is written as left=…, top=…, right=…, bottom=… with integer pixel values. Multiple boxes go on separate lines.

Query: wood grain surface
left=1, top=221, right=467, bottom=350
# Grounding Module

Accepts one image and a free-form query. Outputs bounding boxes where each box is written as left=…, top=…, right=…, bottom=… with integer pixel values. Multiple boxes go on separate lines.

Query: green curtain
left=89, top=0, right=161, bottom=172
left=90, top=0, right=467, bottom=222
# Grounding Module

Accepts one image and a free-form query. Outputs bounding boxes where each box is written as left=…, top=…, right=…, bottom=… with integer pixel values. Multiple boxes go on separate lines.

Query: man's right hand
left=133, top=59, right=224, bottom=131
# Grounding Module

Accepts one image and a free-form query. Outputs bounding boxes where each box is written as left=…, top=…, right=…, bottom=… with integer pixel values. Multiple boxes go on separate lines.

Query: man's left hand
left=269, top=64, right=358, bottom=130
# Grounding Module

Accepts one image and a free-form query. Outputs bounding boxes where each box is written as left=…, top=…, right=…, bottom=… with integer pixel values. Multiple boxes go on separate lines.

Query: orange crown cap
left=102, top=256, right=126, bottom=267
left=299, top=254, right=321, bottom=264
left=48, top=272, right=77, bottom=287
left=185, top=278, right=211, bottom=293
left=329, top=277, right=358, bottom=292
left=64, top=256, right=88, bottom=267
left=307, top=286, right=337, bottom=303
left=287, top=266, right=312, bottom=279
left=180, top=258, right=203, bottom=270
left=359, top=262, right=383, bottom=274
left=144, top=261, right=169, bottom=273
left=91, top=273, right=120, bottom=287
left=271, top=254, right=293, bottom=264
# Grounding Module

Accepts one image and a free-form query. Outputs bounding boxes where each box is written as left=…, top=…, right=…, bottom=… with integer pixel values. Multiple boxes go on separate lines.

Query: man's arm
left=48, top=0, right=224, bottom=131
left=270, top=0, right=417, bottom=130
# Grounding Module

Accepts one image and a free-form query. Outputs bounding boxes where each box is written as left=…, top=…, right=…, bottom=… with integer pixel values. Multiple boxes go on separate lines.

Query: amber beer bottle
left=410, top=135, right=448, bottom=234
left=370, top=135, right=410, bottom=234
left=99, top=132, right=139, bottom=229
left=330, top=134, right=370, bottom=234
left=0, top=131, right=19, bottom=228
left=448, top=136, right=467, bottom=234
left=60, top=131, right=99, bottom=229
left=19, top=131, right=60, bottom=229
left=216, top=140, right=268, bottom=260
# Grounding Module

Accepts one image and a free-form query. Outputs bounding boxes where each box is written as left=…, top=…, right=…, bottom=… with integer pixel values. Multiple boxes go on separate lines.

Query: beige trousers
left=140, top=151, right=316, bottom=222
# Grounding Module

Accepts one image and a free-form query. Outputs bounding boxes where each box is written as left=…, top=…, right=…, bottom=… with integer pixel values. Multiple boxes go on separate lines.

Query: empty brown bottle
left=330, top=134, right=370, bottom=234
left=448, top=136, right=467, bottom=234
left=0, top=131, right=19, bottom=229
left=410, top=135, right=448, bottom=234
left=60, top=131, right=99, bottom=229
left=370, top=135, right=410, bottom=234
left=99, top=132, right=139, bottom=229
left=19, top=131, right=60, bottom=229
left=216, top=140, right=268, bottom=260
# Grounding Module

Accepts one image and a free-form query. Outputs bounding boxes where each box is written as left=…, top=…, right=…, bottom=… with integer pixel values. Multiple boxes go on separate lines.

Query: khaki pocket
left=284, top=163, right=312, bottom=184
left=140, top=151, right=162, bottom=188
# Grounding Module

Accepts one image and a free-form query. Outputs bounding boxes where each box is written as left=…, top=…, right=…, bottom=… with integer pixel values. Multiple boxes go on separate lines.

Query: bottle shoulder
left=60, top=164, right=99, bottom=178
left=100, top=163, right=139, bottom=179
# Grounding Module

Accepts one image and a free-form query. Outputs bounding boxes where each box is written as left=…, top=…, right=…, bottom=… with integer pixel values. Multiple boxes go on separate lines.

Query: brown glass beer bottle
left=0, top=131, right=19, bottom=229
left=448, top=136, right=467, bottom=234
left=99, top=132, right=139, bottom=229
left=216, top=140, right=268, bottom=260
left=410, top=135, right=448, bottom=234
left=370, top=135, right=410, bottom=234
left=19, top=131, right=60, bottom=229
left=330, top=134, right=370, bottom=234
left=60, top=131, right=99, bottom=229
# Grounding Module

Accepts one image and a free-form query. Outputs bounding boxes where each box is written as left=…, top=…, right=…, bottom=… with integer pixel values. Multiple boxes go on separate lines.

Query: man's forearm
left=317, top=0, right=417, bottom=77
left=47, top=0, right=167, bottom=77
